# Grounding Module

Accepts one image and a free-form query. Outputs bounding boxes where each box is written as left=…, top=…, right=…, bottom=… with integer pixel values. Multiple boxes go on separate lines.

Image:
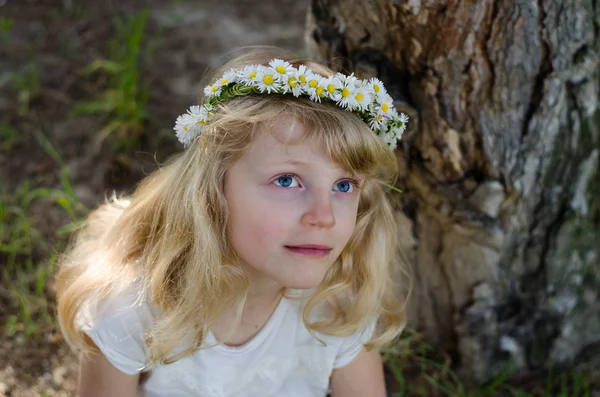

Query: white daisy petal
left=283, top=74, right=301, bottom=96
left=217, top=71, right=238, bottom=86
left=203, top=83, right=222, bottom=98
left=368, top=77, right=388, bottom=98
left=337, top=72, right=360, bottom=89
left=376, top=97, right=394, bottom=118
left=337, top=84, right=358, bottom=110
left=174, top=112, right=203, bottom=147
left=198, top=104, right=214, bottom=124
left=310, top=80, right=327, bottom=102
left=368, top=114, right=386, bottom=130
left=238, top=64, right=261, bottom=86
left=256, top=66, right=282, bottom=93
left=268, top=59, right=294, bottom=82
left=321, top=76, right=343, bottom=101
left=388, top=137, right=398, bottom=150
left=380, top=128, right=399, bottom=150
left=399, top=113, right=410, bottom=126
left=187, top=105, right=202, bottom=117
left=379, top=92, right=394, bottom=106
left=352, top=86, right=374, bottom=111
left=290, top=65, right=309, bottom=96
left=304, top=73, right=326, bottom=102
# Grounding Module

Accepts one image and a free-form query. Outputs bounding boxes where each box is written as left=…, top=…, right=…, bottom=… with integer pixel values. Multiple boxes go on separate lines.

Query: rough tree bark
left=306, top=0, right=600, bottom=381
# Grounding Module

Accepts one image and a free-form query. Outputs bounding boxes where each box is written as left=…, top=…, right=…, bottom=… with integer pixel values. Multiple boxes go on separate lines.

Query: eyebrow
left=256, top=158, right=310, bottom=167
left=283, top=159, right=309, bottom=166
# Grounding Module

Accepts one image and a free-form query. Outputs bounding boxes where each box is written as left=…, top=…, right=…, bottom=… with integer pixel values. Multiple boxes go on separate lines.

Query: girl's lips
left=284, top=245, right=332, bottom=258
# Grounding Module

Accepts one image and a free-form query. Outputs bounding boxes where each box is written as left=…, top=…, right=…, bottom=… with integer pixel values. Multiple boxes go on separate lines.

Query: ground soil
left=0, top=1, right=307, bottom=395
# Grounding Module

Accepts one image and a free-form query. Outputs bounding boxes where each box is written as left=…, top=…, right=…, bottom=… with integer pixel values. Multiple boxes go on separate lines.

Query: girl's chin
left=278, top=273, right=328, bottom=290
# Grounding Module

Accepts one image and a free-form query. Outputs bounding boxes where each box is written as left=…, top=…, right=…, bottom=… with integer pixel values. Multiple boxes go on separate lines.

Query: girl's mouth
left=284, top=245, right=332, bottom=258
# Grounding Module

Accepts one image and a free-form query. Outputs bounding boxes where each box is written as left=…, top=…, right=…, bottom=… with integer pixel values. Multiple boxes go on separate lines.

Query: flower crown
left=173, top=59, right=409, bottom=149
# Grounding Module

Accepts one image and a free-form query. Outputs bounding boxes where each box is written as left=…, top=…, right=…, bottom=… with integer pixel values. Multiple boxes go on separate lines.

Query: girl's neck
left=242, top=262, right=285, bottom=305
left=213, top=276, right=284, bottom=347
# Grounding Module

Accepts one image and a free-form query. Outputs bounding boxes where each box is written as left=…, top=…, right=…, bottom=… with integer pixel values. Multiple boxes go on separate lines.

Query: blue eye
left=334, top=180, right=354, bottom=193
left=274, top=175, right=300, bottom=188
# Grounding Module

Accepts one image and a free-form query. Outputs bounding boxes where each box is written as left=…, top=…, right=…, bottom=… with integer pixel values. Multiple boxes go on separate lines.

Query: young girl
left=56, top=48, right=409, bottom=397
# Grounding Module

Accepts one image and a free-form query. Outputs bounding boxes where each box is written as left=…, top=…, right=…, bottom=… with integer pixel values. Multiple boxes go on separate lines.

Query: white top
left=78, top=285, right=375, bottom=397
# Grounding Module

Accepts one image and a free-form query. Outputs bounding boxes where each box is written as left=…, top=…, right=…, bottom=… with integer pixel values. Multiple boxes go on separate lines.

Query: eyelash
left=273, top=174, right=362, bottom=191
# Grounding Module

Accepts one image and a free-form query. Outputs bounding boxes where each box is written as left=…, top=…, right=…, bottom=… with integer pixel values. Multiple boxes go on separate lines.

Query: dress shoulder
left=77, top=280, right=154, bottom=374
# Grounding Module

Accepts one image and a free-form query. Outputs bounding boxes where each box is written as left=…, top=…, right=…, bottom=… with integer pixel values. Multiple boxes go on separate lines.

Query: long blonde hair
left=56, top=48, right=407, bottom=365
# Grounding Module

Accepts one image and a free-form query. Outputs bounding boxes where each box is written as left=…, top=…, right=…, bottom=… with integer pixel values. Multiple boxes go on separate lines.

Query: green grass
left=0, top=122, right=19, bottom=150
left=1, top=126, right=87, bottom=341
left=1, top=63, right=42, bottom=115
left=73, top=9, right=151, bottom=151
left=383, top=330, right=597, bottom=397
left=0, top=17, right=13, bottom=44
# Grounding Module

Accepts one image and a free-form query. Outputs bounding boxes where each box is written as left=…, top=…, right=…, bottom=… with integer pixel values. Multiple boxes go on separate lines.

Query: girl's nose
left=300, top=190, right=336, bottom=229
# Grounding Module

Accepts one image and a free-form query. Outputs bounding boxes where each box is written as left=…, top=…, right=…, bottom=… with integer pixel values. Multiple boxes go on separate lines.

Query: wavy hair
left=56, top=48, right=407, bottom=365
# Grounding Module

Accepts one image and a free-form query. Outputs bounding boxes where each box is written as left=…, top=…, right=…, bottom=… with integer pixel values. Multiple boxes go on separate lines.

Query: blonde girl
left=56, top=48, right=408, bottom=397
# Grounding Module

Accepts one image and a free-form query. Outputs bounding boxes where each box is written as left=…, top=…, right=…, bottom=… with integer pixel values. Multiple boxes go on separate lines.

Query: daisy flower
left=174, top=105, right=212, bottom=147
left=398, top=112, right=410, bottom=128
left=203, top=83, right=222, bottom=98
left=368, top=77, right=387, bottom=98
left=309, top=79, right=327, bottom=102
left=375, top=96, right=395, bottom=118
left=336, top=85, right=355, bottom=109
left=268, top=59, right=294, bottom=83
left=321, top=75, right=343, bottom=101
left=289, top=65, right=310, bottom=96
left=216, top=70, right=238, bottom=87
left=368, top=114, right=386, bottom=130
left=256, top=65, right=282, bottom=93
left=388, top=136, right=399, bottom=150
left=283, top=75, right=301, bottom=96
left=336, top=72, right=360, bottom=89
left=379, top=127, right=399, bottom=150
left=238, top=64, right=261, bottom=86
left=335, top=72, right=366, bottom=110
left=352, top=86, right=374, bottom=111
left=389, top=115, right=408, bottom=141
left=305, top=72, right=326, bottom=102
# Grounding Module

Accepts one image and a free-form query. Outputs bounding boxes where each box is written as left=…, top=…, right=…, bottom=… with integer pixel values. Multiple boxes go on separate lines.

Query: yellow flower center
left=220, top=79, right=228, bottom=85
left=309, top=79, right=318, bottom=88
left=316, top=86, right=324, bottom=96
left=376, top=116, right=383, bottom=121
left=184, top=126, right=189, bottom=131
left=263, top=75, right=275, bottom=85
left=200, top=119, right=208, bottom=125
left=288, top=77, right=298, bottom=87
left=249, top=71, right=257, bottom=79
left=374, top=84, right=380, bottom=93
left=382, top=103, right=389, bottom=112
left=327, top=84, right=336, bottom=93
left=299, top=75, right=306, bottom=83
left=355, top=93, right=363, bottom=102
left=211, top=85, right=218, bottom=92
left=276, top=65, right=286, bottom=74
left=342, top=88, right=350, bottom=98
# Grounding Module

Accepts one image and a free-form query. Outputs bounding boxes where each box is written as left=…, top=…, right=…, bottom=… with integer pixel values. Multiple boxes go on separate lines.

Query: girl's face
left=224, top=117, right=363, bottom=290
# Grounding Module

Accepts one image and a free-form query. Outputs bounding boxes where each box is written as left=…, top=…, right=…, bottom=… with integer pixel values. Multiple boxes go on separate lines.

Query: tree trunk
left=306, top=0, right=600, bottom=381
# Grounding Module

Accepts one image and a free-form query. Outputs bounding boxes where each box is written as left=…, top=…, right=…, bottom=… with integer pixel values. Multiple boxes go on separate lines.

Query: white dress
left=78, top=285, right=376, bottom=397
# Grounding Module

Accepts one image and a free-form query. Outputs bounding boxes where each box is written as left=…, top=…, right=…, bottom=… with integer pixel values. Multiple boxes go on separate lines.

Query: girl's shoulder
left=78, top=278, right=153, bottom=326
left=77, top=279, right=155, bottom=374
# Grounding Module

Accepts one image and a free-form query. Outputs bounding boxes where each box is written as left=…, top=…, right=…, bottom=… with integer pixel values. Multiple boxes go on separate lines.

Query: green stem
left=381, top=182, right=403, bottom=194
